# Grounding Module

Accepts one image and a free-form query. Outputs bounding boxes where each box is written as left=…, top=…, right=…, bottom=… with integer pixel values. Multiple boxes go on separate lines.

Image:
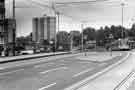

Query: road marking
left=99, top=63, right=107, bottom=66
left=78, top=61, right=91, bottom=64
left=73, top=68, right=94, bottom=77
left=119, top=53, right=123, bottom=56
left=38, top=82, right=56, bottom=90
left=0, top=67, right=4, bottom=70
left=60, top=60, right=70, bottom=62
left=34, top=63, right=54, bottom=68
left=40, top=67, right=68, bottom=74
left=0, top=69, right=24, bottom=76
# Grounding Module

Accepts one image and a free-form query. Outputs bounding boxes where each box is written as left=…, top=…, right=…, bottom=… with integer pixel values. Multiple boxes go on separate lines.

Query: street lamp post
left=81, top=23, right=84, bottom=52
left=109, top=34, right=114, bottom=56
left=56, top=12, right=60, bottom=49
left=56, top=12, right=60, bottom=33
left=83, top=35, right=88, bottom=56
left=51, top=1, right=57, bottom=54
left=70, top=33, right=73, bottom=52
left=121, top=3, right=125, bottom=39
left=13, top=0, right=16, bottom=56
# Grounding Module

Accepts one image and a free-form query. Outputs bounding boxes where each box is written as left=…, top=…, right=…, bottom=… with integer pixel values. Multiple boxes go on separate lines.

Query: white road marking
left=99, top=63, right=107, bottom=66
left=120, top=53, right=122, bottom=56
left=40, top=67, right=68, bottom=74
left=73, top=68, right=94, bottom=77
left=58, top=64, right=66, bottom=66
left=0, top=69, right=24, bottom=76
left=34, top=65, right=42, bottom=68
left=60, top=60, right=69, bottom=62
left=38, top=82, right=56, bottom=90
left=78, top=61, right=91, bottom=64
left=0, top=67, right=4, bottom=70
left=34, top=63, right=54, bottom=68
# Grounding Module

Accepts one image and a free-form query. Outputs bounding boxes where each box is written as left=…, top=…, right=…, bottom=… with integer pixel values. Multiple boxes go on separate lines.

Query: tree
left=70, top=31, right=81, bottom=47
left=83, top=27, right=96, bottom=41
left=129, top=24, right=135, bottom=39
left=57, top=31, right=70, bottom=50
left=96, top=27, right=106, bottom=46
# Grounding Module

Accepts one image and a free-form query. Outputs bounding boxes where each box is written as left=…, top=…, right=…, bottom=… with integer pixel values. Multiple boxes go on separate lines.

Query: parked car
left=20, top=50, right=34, bottom=55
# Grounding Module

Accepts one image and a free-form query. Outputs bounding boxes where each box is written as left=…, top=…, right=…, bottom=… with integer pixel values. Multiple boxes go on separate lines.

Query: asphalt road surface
left=0, top=52, right=125, bottom=90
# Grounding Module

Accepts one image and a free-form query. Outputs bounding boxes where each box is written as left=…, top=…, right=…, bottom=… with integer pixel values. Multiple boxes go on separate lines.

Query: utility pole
left=56, top=12, right=60, bottom=49
left=13, top=0, right=16, bottom=56
left=70, top=33, right=73, bottom=52
left=81, top=23, right=84, bottom=52
left=51, top=1, right=57, bottom=53
left=121, top=3, right=125, bottom=39
left=56, top=12, right=60, bottom=33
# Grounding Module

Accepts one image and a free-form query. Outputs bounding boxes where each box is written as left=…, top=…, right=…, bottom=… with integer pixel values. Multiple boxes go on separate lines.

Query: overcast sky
left=5, top=0, right=135, bottom=37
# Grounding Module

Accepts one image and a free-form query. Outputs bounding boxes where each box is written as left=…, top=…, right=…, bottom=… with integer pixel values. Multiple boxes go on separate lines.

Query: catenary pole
left=13, top=0, right=16, bottom=56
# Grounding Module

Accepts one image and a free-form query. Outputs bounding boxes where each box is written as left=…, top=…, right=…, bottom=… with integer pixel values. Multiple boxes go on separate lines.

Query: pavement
left=76, top=52, right=121, bottom=62
left=0, top=52, right=71, bottom=63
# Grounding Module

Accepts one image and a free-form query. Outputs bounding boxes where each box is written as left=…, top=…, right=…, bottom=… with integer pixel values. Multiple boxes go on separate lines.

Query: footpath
left=0, top=52, right=71, bottom=64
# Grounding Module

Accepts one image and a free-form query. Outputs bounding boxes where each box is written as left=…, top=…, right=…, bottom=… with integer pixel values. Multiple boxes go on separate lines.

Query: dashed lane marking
left=40, top=67, right=68, bottom=74
left=99, top=63, right=107, bottom=67
left=73, top=68, right=94, bottom=77
left=38, top=82, right=57, bottom=90
left=0, top=67, right=4, bottom=70
left=0, top=69, right=24, bottom=76
left=34, top=63, right=54, bottom=68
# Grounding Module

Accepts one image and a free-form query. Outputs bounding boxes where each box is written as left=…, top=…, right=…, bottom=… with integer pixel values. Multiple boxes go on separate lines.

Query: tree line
left=16, top=24, right=135, bottom=51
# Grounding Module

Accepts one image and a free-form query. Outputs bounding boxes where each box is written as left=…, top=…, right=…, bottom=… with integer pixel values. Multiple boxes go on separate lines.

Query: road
left=0, top=52, right=125, bottom=90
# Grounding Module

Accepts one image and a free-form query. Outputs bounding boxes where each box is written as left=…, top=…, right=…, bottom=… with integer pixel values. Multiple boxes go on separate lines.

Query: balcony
left=0, top=32, right=6, bottom=37
left=0, top=8, right=5, bottom=14
left=0, top=3, right=4, bottom=8
left=0, top=20, right=5, bottom=25
left=0, top=0, right=4, bottom=3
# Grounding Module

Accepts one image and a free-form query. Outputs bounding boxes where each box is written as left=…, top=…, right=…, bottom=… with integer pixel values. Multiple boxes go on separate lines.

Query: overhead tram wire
left=28, top=0, right=51, bottom=9
left=31, top=1, right=85, bottom=24
left=56, top=0, right=109, bottom=5
left=27, top=0, right=121, bottom=21
left=14, top=0, right=50, bottom=9
left=55, top=0, right=113, bottom=7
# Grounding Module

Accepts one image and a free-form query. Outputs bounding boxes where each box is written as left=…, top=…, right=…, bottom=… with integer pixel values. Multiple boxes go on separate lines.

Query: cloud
left=5, top=0, right=135, bottom=36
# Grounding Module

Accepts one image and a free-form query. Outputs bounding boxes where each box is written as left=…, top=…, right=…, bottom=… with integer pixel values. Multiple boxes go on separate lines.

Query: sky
left=5, top=0, right=135, bottom=37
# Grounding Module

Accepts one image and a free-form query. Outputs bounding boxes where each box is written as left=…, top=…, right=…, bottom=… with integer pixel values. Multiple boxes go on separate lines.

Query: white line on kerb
left=40, top=67, right=68, bottom=74
left=38, top=82, right=56, bottom=90
left=74, top=68, right=94, bottom=77
left=0, top=69, right=24, bottom=76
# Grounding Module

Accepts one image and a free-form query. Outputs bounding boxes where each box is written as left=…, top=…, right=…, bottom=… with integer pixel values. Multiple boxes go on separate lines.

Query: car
left=20, top=50, right=34, bottom=55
